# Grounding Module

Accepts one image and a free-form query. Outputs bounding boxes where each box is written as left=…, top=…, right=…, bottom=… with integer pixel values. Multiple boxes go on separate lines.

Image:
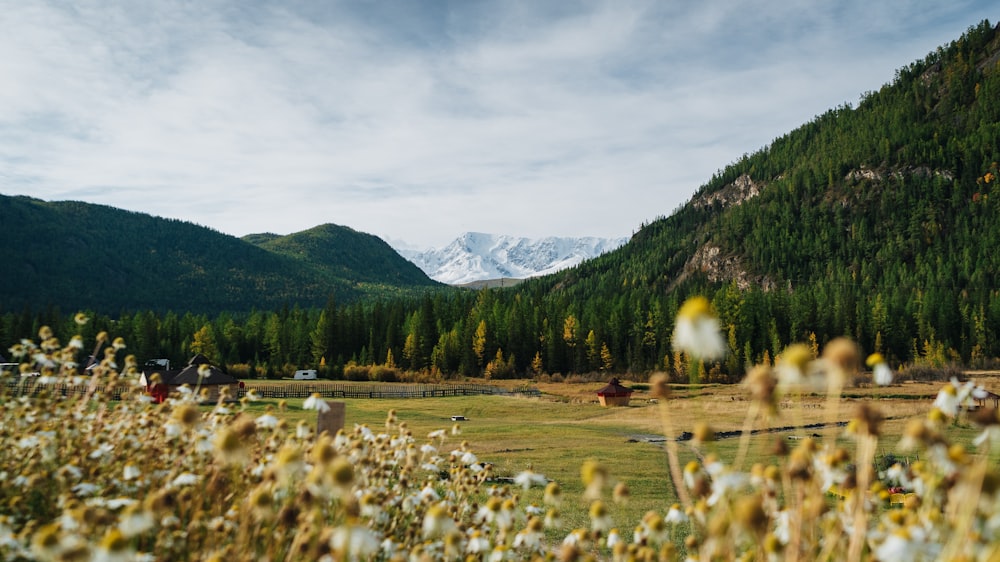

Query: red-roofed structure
left=596, top=378, right=633, bottom=407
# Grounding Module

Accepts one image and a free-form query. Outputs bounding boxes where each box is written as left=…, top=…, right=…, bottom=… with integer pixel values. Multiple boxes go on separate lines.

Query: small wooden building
left=597, top=378, right=633, bottom=407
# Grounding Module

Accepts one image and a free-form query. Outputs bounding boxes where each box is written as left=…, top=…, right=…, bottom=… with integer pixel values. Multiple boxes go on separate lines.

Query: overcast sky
left=1, top=1, right=995, bottom=248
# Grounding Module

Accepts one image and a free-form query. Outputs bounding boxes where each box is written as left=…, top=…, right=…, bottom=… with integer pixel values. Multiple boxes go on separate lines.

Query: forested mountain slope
left=520, top=20, right=1000, bottom=371
left=0, top=196, right=440, bottom=313
left=243, top=224, right=435, bottom=286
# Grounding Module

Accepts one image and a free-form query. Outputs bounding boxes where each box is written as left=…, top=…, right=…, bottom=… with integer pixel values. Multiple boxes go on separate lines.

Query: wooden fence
left=243, top=382, right=539, bottom=399
left=2, top=379, right=540, bottom=401
left=1, top=380, right=133, bottom=400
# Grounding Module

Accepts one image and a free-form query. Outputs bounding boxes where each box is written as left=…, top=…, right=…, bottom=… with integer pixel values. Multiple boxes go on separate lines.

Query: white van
left=293, top=369, right=318, bottom=380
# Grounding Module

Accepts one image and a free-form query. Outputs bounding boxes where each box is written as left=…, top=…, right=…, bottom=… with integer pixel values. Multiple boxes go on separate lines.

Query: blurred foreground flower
left=671, top=296, right=726, bottom=361
left=303, top=392, right=331, bottom=413
left=867, top=353, right=894, bottom=386
left=6, top=327, right=1000, bottom=561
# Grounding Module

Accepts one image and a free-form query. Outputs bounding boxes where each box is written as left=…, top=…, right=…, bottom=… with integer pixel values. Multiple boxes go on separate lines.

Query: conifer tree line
left=3, top=21, right=1000, bottom=382
left=3, top=267, right=1000, bottom=382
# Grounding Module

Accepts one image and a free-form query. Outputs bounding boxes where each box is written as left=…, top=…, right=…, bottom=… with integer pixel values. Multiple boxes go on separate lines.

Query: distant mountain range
left=392, top=232, right=629, bottom=285
left=0, top=194, right=622, bottom=312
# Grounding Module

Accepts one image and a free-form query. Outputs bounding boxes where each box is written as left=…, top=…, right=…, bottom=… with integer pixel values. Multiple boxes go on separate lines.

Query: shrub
left=369, top=365, right=399, bottom=382
left=400, top=369, right=442, bottom=384
left=899, top=363, right=966, bottom=382
left=227, top=363, right=253, bottom=379
left=343, top=361, right=370, bottom=381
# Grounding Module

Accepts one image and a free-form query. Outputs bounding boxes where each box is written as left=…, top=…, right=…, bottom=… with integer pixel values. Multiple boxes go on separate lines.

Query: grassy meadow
left=247, top=374, right=1000, bottom=537
left=7, top=320, right=1000, bottom=560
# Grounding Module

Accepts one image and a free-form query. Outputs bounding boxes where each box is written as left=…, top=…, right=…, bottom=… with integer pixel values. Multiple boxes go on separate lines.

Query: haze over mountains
left=392, top=232, right=629, bottom=285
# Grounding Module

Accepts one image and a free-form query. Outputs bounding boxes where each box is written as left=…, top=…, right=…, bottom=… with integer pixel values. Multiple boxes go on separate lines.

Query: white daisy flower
left=72, top=482, right=99, bottom=496
left=119, top=509, right=155, bottom=537
left=303, top=393, right=330, bottom=413
left=706, top=472, right=749, bottom=506
left=329, top=525, right=380, bottom=558
left=933, top=385, right=961, bottom=417
left=873, top=363, right=894, bottom=386
left=419, top=484, right=440, bottom=502
left=170, top=473, right=199, bottom=487
left=106, top=498, right=136, bottom=510
left=514, top=469, right=547, bottom=490
left=466, top=531, right=490, bottom=554
left=255, top=414, right=279, bottom=429
left=671, top=296, right=727, bottom=360
left=665, top=503, right=689, bottom=525
left=123, top=465, right=141, bottom=481
left=874, top=530, right=921, bottom=560
left=422, top=503, right=456, bottom=539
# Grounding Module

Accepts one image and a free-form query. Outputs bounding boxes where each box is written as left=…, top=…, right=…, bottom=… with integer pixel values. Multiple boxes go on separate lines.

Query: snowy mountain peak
left=393, top=232, right=628, bottom=285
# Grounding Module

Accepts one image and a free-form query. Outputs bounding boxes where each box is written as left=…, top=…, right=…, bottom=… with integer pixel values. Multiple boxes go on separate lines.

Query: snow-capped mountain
left=393, top=232, right=629, bottom=285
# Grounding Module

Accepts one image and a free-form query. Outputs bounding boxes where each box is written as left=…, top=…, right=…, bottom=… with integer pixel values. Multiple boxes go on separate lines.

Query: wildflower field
left=4, top=305, right=1000, bottom=560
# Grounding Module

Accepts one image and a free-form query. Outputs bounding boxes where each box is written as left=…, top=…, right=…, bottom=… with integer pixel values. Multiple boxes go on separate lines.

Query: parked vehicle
left=293, top=369, right=318, bottom=380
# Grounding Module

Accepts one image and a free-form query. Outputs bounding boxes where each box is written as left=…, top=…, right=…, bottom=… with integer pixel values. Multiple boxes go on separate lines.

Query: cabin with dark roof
left=140, top=354, right=241, bottom=402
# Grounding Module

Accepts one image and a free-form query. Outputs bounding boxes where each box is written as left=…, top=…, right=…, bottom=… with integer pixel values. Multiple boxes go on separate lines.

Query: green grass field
left=232, top=379, right=1000, bottom=540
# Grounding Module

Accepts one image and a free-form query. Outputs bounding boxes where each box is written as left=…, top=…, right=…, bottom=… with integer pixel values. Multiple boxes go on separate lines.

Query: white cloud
left=0, top=0, right=995, bottom=247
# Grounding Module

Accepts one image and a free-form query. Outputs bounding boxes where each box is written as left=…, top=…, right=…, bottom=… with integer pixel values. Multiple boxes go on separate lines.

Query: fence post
left=317, top=401, right=345, bottom=438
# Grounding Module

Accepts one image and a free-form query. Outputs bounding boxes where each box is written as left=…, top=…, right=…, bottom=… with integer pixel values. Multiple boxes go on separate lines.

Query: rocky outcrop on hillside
left=679, top=242, right=776, bottom=291
left=692, top=174, right=764, bottom=210
left=844, top=165, right=955, bottom=183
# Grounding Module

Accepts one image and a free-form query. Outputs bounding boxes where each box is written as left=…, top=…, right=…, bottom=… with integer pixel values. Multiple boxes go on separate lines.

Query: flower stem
left=657, top=402, right=692, bottom=508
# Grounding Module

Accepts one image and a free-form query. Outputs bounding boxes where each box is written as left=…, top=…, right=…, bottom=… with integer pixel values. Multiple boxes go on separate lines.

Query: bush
left=400, top=369, right=442, bottom=384
left=899, top=363, right=966, bottom=382
left=227, top=363, right=253, bottom=379
left=343, top=361, right=370, bottom=381
left=370, top=365, right=399, bottom=382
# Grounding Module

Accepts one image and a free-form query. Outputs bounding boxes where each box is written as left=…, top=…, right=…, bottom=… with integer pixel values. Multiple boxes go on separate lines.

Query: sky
left=1, top=1, right=995, bottom=249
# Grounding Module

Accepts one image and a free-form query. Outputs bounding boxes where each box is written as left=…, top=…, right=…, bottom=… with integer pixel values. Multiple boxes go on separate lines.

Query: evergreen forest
left=3, top=21, right=1000, bottom=382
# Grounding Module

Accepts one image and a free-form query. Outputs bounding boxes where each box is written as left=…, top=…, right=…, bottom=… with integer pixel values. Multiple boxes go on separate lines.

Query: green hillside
left=520, top=19, right=1000, bottom=371
left=243, top=224, right=433, bottom=286
left=0, top=196, right=441, bottom=314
